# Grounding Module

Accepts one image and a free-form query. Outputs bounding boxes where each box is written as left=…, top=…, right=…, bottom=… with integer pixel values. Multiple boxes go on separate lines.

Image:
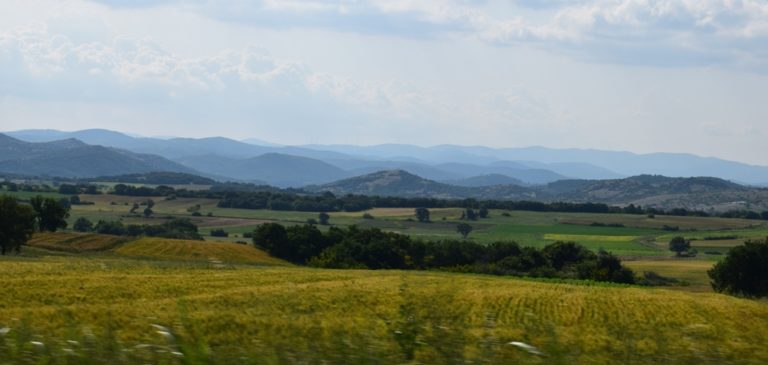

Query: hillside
left=443, top=173, right=525, bottom=187
left=310, top=170, right=766, bottom=210
left=0, top=134, right=193, bottom=178
left=115, top=237, right=289, bottom=265
left=91, top=171, right=216, bottom=185
left=175, top=153, right=347, bottom=187
left=307, top=169, right=530, bottom=199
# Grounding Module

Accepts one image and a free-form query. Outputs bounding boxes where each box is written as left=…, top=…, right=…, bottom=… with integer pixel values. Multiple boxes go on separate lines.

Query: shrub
left=210, top=229, right=229, bottom=237
left=73, top=217, right=94, bottom=232
left=708, top=238, right=768, bottom=298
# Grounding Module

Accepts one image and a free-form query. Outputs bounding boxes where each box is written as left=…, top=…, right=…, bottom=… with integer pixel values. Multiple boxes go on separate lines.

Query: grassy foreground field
left=1, top=253, right=767, bottom=364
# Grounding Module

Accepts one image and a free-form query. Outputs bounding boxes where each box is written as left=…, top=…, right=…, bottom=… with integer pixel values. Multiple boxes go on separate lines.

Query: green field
left=40, top=193, right=767, bottom=293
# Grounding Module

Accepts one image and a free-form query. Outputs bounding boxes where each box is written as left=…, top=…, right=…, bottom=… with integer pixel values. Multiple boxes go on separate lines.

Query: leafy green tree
left=543, top=241, right=596, bottom=271
left=668, top=236, right=690, bottom=256
left=253, top=223, right=288, bottom=257
left=414, top=207, right=430, bottom=223
left=0, top=195, right=36, bottom=255
left=456, top=223, right=473, bottom=239
left=577, top=250, right=635, bottom=284
left=318, top=212, right=330, bottom=225
left=69, top=195, right=81, bottom=205
left=464, top=209, right=477, bottom=221
left=210, top=228, right=229, bottom=237
left=73, top=217, right=94, bottom=232
left=479, top=207, right=489, bottom=219
left=143, top=207, right=153, bottom=218
left=708, top=238, right=768, bottom=298
left=29, top=195, right=70, bottom=232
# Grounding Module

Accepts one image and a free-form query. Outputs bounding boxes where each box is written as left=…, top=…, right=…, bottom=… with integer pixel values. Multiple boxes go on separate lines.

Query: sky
left=1, top=0, right=767, bottom=165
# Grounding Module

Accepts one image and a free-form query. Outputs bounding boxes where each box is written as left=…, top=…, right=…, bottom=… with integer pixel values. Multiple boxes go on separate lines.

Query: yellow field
left=543, top=233, right=639, bottom=242
left=625, top=259, right=717, bottom=292
left=1, top=255, right=767, bottom=364
left=115, top=237, right=289, bottom=266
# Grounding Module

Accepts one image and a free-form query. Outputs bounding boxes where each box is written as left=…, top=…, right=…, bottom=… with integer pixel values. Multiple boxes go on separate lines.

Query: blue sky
left=1, top=0, right=767, bottom=165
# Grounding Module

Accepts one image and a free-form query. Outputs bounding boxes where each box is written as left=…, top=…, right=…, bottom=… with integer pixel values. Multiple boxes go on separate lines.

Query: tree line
left=251, top=222, right=636, bottom=284
left=0, top=195, right=70, bottom=255
left=6, top=180, right=768, bottom=220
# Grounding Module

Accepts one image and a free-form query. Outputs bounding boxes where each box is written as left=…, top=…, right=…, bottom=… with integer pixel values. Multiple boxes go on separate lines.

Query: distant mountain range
left=3, top=128, right=768, bottom=190
left=0, top=134, right=192, bottom=178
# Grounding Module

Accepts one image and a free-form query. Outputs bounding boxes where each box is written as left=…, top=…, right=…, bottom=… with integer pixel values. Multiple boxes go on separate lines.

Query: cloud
left=86, top=0, right=768, bottom=70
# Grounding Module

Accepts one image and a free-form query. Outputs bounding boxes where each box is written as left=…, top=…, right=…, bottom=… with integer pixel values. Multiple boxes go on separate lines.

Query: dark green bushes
left=251, top=223, right=636, bottom=284
left=94, top=218, right=202, bottom=240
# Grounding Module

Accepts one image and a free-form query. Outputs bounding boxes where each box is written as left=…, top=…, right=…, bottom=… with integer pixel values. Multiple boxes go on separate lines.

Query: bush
left=362, top=213, right=374, bottom=220
left=73, top=217, right=94, bottom=232
left=708, top=238, right=768, bottom=298
left=210, top=229, right=229, bottom=237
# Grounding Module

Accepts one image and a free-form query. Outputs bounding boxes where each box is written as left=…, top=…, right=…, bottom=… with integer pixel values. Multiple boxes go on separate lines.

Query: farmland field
left=1, top=253, right=768, bottom=364
left=2, top=192, right=768, bottom=363
left=31, top=193, right=768, bottom=292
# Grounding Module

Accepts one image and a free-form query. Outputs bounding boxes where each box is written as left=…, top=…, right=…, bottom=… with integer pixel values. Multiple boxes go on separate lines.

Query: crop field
left=1, top=253, right=768, bottom=364
left=624, top=259, right=717, bottom=292
left=115, top=237, right=289, bottom=265
left=9, top=192, right=768, bottom=294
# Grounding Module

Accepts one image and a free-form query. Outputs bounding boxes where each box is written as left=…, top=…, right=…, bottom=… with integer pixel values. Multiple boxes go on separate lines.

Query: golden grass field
left=1, top=236, right=768, bottom=364
left=115, top=237, right=289, bottom=265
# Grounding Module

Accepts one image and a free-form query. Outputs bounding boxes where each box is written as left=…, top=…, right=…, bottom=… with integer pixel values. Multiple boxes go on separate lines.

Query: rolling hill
left=174, top=153, right=348, bottom=187
left=0, top=134, right=194, bottom=178
left=309, top=170, right=768, bottom=210
left=306, top=170, right=529, bottom=199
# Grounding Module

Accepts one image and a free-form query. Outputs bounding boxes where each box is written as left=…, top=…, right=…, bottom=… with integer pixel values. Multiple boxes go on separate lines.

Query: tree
left=668, top=236, right=690, bottom=256
left=479, top=207, right=489, bottom=219
left=0, top=195, right=36, bottom=255
left=143, top=207, right=153, bottom=218
left=318, top=212, right=330, bottom=225
left=253, top=223, right=288, bottom=256
left=29, top=195, right=70, bottom=232
left=210, top=228, right=229, bottom=237
left=69, top=195, right=81, bottom=205
left=414, top=207, right=430, bottom=223
left=456, top=223, right=473, bottom=239
left=464, top=208, right=477, bottom=221
left=73, top=217, right=94, bottom=232
left=708, top=238, right=768, bottom=298
left=543, top=241, right=596, bottom=271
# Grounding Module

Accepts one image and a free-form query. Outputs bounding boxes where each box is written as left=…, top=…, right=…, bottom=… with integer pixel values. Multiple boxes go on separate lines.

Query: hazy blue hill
left=7, top=129, right=355, bottom=161
left=174, top=153, right=347, bottom=187
left=302, top=143, right=768, bottom=184
left=443, top=174, right=525, bottom=187
left=0, top=135, right=194, bottom=178
left=307, top=169, right=479, bottom=198
left=514, top=161, right=624, bottom=180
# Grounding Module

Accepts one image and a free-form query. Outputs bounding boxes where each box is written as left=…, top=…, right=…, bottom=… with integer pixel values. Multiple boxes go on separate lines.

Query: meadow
left=32, top=192, right=764, bottom=293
